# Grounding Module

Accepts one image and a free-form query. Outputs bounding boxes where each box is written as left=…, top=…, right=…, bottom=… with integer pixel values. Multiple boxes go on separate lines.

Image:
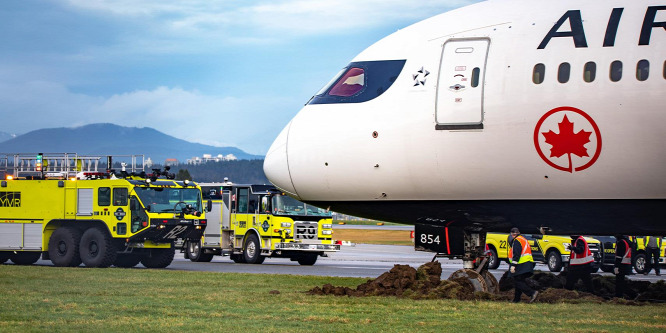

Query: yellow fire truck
left=0, top=153, right=207, bottom=268
left=179, top=182, right=339, bottom=265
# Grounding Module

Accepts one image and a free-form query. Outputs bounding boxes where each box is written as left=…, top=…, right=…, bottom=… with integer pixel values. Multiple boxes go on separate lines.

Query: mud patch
left=308, top=263, right=666, bottom=304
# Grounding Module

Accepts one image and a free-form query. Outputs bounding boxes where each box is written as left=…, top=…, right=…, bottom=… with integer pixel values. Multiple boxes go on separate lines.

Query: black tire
left=243, top=234, right=265, bottom=264
left=113, top=253, right=142, bottom=268
left=230, top=253, right=246, bottom=263
left=600, top=265, right=615, bottom=273
left=297, top=254, right=318, bottom=266
left=10, top=252, right=41, bottom=265
left=79, top=227, right=117, bottom=268
left=140, top=247, right=175, bottom=268
left=633, top=253, right=647, bottom=274
left=0, top=251, right=11, bottom=264
left=487, top=247, right=500, bottom=269
left=186, top=240, right=214, bottom=262
left=48, top=227, right=82, bottom=267
left=547, top=250, right=563, bottom=272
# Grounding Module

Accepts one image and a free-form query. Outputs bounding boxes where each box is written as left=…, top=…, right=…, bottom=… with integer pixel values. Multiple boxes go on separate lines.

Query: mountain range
left=0, top=123, right=262, bottom=163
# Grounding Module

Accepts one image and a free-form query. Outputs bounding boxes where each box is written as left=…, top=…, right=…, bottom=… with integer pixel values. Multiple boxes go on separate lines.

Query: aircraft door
left=435, top=38, right=489, bottom=129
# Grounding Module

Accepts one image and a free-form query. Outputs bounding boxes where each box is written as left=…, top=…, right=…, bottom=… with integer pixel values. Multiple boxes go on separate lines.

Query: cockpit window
left=308, top=60, right=406, bottom=104
left=329, top=67, right=365, bottom=96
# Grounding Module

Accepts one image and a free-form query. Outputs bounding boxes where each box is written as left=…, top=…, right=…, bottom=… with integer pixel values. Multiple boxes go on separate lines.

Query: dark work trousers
left=513, top=273, right=535, bottom=302
left=615, top=268, right=627, bottom=298
left=566, top=264, right=594, bottom=293
left=645, top=247, right=661, bottom=274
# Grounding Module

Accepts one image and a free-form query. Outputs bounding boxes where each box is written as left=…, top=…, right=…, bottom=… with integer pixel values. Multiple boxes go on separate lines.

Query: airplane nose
left=263, top=122, right=300, bottom=199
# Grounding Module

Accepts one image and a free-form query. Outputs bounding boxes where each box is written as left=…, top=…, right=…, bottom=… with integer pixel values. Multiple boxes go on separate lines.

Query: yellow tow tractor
left=180, top=182, right=340, bottom=265
left=0, top=153, right=207, bottom=268
left=486, top=232, right=602, bottom=272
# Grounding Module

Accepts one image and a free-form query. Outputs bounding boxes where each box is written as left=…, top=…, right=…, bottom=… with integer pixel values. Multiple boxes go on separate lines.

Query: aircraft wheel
left=448, top=269, right=489, bottom=292
left=480, top=270, right=499, bottom=293
left=48, top=227, right=82, bottom=267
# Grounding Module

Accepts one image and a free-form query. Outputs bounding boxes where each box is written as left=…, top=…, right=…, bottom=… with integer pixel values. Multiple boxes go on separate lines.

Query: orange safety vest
left=617, top=239, right=632, bottom=265
left=569, top=237, right=593, bottom=265
left=508, top=235, right=533, bottom=264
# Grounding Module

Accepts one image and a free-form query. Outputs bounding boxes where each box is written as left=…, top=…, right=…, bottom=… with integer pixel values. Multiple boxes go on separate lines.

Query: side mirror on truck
left=206, top=199, right=213, bottom=212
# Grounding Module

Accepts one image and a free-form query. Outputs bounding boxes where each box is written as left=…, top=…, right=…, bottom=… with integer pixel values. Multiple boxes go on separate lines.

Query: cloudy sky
left=0, top=0, right=479, bottom=155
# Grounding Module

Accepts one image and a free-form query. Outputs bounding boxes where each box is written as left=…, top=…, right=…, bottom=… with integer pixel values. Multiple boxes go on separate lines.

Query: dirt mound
left=308, top=263, right=666, bottom=304
left=308, top=262, right=498, bottom=301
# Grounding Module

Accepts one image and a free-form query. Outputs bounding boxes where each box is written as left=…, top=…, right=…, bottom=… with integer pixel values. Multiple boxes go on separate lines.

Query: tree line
left=171, top=160, right=269, bottom=184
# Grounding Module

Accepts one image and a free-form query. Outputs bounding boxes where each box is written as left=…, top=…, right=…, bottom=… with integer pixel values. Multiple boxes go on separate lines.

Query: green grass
left=1, top=266, right=665, bottom=332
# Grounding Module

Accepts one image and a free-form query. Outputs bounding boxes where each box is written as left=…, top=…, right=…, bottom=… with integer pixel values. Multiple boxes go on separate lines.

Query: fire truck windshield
left=272, top=194, right=331, bottom=217
left=135, top=187, right=203, bottom=213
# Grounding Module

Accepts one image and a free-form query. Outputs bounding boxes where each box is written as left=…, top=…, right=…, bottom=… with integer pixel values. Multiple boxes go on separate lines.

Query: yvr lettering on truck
left=0, top=192, right=21, bottom=207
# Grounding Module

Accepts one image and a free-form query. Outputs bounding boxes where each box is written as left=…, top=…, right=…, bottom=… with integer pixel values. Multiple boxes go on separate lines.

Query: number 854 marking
left=420, top=233, right=441, bottom=244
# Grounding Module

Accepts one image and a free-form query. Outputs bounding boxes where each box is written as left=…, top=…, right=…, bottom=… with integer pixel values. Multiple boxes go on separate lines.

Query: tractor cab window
left=308, top=60, right=406, bottom=104
left=130, top=196, right=148, bottom=233
left=98, top=187, right=111, bottom=206
left=113, top=188, right=128, bottom=206
left=134, top=187, right=203, bottom=213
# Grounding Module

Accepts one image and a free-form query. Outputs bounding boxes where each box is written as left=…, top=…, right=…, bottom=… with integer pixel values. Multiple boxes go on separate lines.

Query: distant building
left=165, top=158, right=179, bottom=166
left=186, top=153, right=237, bottom=165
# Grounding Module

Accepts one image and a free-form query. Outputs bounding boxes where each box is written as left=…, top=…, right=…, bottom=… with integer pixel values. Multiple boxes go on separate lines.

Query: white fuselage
left=264, top=0, right=666, bottom=234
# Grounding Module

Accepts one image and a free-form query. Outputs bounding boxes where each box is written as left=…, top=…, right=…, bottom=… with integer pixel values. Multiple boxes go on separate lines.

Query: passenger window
left=610, top=60, right=623, bottom=82
left=584, top=62, right=596, bottom=83
left=113, top=188, right=128, bottom=206
left=471, top=67, right=480, bottom=87
left=98, top=187, right=111, bottom=206
left=636, top=59, right=649, bottom=81
left=558, top=62, right=570, bottom=83
left=533, top=64, right=545, bottom=84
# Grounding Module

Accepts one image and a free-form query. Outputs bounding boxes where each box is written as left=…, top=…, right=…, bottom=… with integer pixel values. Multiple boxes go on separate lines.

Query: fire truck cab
left=181, top=182, right=339, bottom=265
left=0, top=153, right=207, bottom=268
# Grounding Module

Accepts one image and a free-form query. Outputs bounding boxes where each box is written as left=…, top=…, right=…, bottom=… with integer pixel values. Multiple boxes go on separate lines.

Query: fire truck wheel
left=9, top=252, right=41, bottom=265
left=547, top=250, right=563, bottom=272
left=297, top=254, right=318, bottom=266
left=80, top=227, right=117, bottom=268
left=243, top=234, right=265, bottom=264
left=487, top=247, right=500, bottom=269
left=48, top=227, right=83, bottom=267
left=186, top=240, right=214, bottom=262
left=113, top=253, right=142, bottom=268
left=0, top=251, right=11, bottom=264
left=230, top=253, right=246, bottom=263
left=140, top=247, right=175, bottom=268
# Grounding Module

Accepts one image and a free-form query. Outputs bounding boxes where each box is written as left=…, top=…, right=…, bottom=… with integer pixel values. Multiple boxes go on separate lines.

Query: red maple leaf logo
left=541, top=115, right=591, bottom=173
